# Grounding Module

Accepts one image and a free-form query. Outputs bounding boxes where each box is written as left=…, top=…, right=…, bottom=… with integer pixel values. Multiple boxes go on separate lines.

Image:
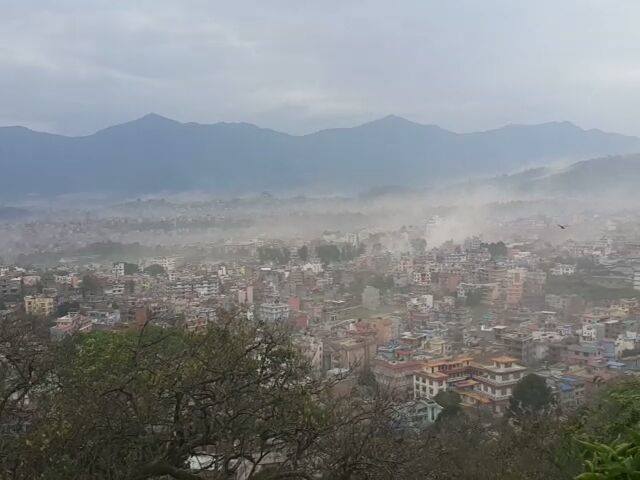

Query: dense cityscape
left=5, top=205, right=640, bottom=410
left=3, top=194, right=640, bottom=477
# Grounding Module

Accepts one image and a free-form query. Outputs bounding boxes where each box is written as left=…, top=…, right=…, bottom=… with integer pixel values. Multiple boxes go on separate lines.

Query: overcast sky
left=2, top=0, right=640, bottom=136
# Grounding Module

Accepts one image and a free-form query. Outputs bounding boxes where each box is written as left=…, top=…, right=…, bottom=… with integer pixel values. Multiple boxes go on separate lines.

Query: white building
left=112, top=262, right=126, bottom=277
left=258, top=301, right=290, bottom=323
left=550, top=264, right=576, bottom=276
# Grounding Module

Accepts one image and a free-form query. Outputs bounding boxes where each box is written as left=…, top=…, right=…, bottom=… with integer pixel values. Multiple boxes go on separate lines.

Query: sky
left=2, top=0, right=640, bottom=136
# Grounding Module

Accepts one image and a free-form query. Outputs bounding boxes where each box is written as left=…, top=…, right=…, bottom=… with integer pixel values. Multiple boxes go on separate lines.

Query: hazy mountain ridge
left=1, top=114, right=639, bottom=197
left=468, top=154, right=640, bottom=197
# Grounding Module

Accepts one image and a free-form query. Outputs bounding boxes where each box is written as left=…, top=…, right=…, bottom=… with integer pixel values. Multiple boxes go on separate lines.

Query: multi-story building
left=372, top=359, right=423, bottom=399
left=413, top=355, right=526, bottom=415
left=413, top=356, right=473, bottom=399
left=462, top=356, right=527, bottom=415
left=0, top=276, right=21, bottom=298
left=258, top=301, right=290, bottom=323
left=501, top=332, right=535, bottom=365
left=324, top=335, right=376, bottom=372
left=550, top=264, right=576, bottom=276
left=112, top=262, right=126, bottom=277
left=24, top=295, right=55, bottom=317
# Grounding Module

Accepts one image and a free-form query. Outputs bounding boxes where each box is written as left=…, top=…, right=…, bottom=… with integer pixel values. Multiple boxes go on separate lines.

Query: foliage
left=483, top=241, right=508, bottom=260
left=410, top=238, right=427, bottom=255
left=144, top=263, right=166, bottom=276
left=55, top=300, right=80, bottom=317
left=0, top=313, right=402, bottom=480
left=123, top=262, right=139, bottom=274
left=257, top=246, right=290, bottom=265
left=316, top=244, right=341, bottom=264
left=509, top=373, right=553, bottom=416
left=80, top=273, right=102, bottom=297
left=572, top=379, right=640, bottom=479
left=368, top=274, right=395, bottom=292
left=297, top=245, right=309, bottom=262
left=434, top=390, right=463, bottom=422
left=316, top=243, right=365, bottom=265
left=575, top=436, right=640, bottom=479
left=5, top=312, right=640, bottom=480
left=574, top=379, right=640, bottom=443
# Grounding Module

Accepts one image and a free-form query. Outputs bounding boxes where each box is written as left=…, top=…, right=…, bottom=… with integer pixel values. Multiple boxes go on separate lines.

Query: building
left=372, top=359, right=422, bottom=399
left=550, top=264, right=576, bottom=276
left=324, top=335, right=376, bottom=371
left=634, top=270, right=640, bottom=291
left=501, top=332, right=535, bottom=365
left=258, top=301, right=290, bottom=323
left=413, top=356, right=473, bottom=399
left=237, top=285, right=254, bottom=305
left=24, top=295, right=55, bottom=316
left=112, top=262, right=126, bottom=277
left=413, top=355, right=526, bottom=415
left=460, top=356, right=527, bottom=415
left=50, top=313, right=92, bottom=339
left=0, top=277, right=21, bottom=298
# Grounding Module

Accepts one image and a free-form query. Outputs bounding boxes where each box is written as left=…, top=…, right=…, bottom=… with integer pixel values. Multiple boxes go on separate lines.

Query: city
left=3, top=1, right=640, bottom=479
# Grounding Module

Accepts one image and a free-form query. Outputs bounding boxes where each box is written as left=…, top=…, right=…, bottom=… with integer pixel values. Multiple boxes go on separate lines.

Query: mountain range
left=2, top=113, right=640, bottom=197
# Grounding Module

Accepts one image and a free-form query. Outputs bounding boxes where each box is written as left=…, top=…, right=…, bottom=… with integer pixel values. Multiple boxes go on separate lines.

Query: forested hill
left=1, top=114, right=639, bottom=196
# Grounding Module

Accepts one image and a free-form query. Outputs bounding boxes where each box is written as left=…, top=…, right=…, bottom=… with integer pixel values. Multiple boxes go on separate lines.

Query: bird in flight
left=557, top=224, right=568, bottom=230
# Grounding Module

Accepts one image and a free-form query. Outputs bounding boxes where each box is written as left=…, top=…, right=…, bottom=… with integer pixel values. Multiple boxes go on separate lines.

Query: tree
left=410, top=238, right=427, bottom=255
left=7, top=319, right=323, bottom=478
left=316, top=244, right=341, bottom=264
left=509, top=373, right=553, bottom=416
left=123, top=262, right=139, bottom=275
left=571, top=379, right=640, bottom=479
left=80, top=273, right=102, bottom=297
left=484, top=241, right=508, bottom=260
left=369, top=274, right=394, bottom=293
left=297, top=245, right=309, bottom=262
left=144, top=263, right=166, bottom=276
left=434, top=390, right=463, bottom=422
left=0, top=314, right=53, bottom=475
left=0, top=313, right=404, bottom=480
left=257, top=247, right=290, bottom=265
left=56, top=300, right=80, bottom=317
left=575, top=436, right=640, bottom=479
left=573, top=378, right=640, bottom=444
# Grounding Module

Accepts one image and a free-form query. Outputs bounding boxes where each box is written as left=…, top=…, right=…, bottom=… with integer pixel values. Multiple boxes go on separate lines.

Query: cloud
left=2, top=0, right=640, bottom=136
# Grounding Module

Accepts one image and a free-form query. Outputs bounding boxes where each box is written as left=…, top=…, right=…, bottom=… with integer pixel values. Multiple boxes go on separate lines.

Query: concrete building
left=501, top=332, right=535, bottom=365
left=24, top=295, right=55, bottom=316
left=462, top=356, right=527, bottom=415
left=413, top=355, right=526, bottom=416
left=372, top=359, right=422, bottom=399
left=324, top=335, right=376, bottom=371
left=258, top=301, right=290, bottom=323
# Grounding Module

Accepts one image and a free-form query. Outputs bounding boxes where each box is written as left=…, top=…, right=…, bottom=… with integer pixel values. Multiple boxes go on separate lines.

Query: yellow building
left=24, top=295, right=55, bottom=316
